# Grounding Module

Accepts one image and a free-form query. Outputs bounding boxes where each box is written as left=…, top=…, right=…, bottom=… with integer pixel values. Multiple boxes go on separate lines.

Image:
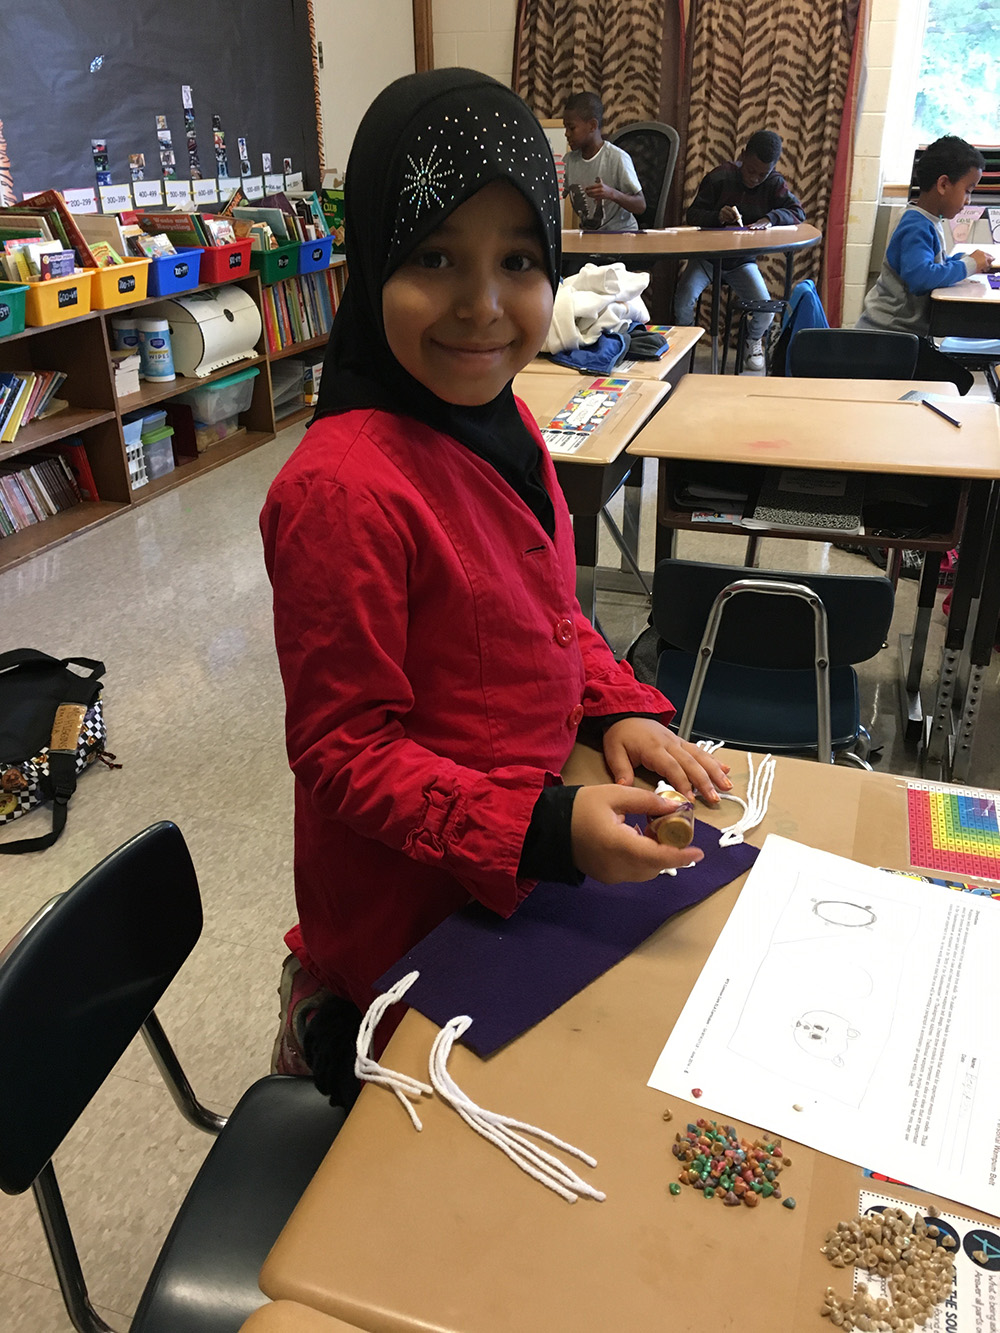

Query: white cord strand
left=429, top=1016, right=606, bottom=1205
left=717, top=752, right=776, bottom=845
left=355, top=970, right=433, bottom=1130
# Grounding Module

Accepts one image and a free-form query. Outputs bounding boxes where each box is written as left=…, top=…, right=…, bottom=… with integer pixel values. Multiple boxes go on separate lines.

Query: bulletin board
left=0, top=0, right=321, bottom=202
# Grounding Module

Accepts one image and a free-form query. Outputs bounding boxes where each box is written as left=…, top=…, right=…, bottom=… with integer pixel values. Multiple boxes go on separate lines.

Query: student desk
left=520, top=326, right=703, bottom=599
left=562, top=224, right=822, bottom=372
left=626, top=375, right=1000, bottom=774
left=512, top=371, right=669, bottom=620
left=260, top=750, right=1000, bottom=1331
left=929, top=272, right=1000, bottom=339
left=240, top=1301, right=365, bottom=1331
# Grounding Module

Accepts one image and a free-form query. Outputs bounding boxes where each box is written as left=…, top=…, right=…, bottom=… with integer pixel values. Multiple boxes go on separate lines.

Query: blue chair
left=652, top=559, right=894, bottom=764
left=0, top=822, right=345, bottom=1333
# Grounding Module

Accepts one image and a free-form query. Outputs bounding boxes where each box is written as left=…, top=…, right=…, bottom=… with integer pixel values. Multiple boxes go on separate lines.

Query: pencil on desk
left=921, top=398, right=962, bottom=429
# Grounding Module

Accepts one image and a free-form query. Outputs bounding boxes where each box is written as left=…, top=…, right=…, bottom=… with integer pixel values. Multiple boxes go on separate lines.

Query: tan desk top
left=520, top=325, right=704, bottom=382
left=626, top=374, right=1000, bottom=477
left=261, top=753, right=999, bottom=1332
left=931, top=273, right=1000, bottom=304
left=240, top=1302, right=365, bottom=1331
left=563, top=222, right=821, bottom=259
left=513, top=371, right=668, bottom=466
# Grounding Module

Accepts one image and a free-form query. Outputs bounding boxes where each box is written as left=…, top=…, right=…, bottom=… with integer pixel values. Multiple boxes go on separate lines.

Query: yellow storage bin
left=90, top=258, right=150, bottom=309
left=23, top=269, right=96, bottom=326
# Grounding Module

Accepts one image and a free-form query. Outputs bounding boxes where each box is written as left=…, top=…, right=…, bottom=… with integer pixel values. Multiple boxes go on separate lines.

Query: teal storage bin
left=0, top=282, right=28, bottom=340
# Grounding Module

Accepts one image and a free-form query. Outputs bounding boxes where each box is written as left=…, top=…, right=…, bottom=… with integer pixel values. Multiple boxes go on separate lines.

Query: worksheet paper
left=648, top=835, right=1000, bottom=1217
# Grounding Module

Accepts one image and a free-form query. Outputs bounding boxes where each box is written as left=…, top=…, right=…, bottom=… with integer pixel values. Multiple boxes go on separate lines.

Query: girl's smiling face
left=382, top=179, right=554, bottom=406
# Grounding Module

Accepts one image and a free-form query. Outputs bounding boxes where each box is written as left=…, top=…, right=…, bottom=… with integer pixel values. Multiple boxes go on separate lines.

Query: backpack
left=0, top=650, right=117, bottom=854
left=770, top=279, right=829, bottom=376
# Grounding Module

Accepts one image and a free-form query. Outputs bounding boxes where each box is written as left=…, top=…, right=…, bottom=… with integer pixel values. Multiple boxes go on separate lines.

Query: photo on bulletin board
left=0, top=0, right=320, bottom=200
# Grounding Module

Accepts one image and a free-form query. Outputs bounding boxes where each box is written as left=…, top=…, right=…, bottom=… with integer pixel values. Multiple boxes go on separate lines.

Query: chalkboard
left=0, top=0, right=320, bottom=202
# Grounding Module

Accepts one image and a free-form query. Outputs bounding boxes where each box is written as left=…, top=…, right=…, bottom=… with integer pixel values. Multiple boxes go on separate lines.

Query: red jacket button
left=568, top=704, right=585, bottom=727
left=555, top=617, right=574, bottom=646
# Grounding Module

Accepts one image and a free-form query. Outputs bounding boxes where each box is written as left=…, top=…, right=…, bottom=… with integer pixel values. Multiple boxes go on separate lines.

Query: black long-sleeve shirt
left=686, top=162, right=806, bottom=269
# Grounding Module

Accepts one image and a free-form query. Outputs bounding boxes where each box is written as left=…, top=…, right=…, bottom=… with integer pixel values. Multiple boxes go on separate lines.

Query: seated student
left=562, top=91, right=645, bottom=233
left=856, top=134, right=992, bottom=392
left=674, top=130, right=805, bottom=371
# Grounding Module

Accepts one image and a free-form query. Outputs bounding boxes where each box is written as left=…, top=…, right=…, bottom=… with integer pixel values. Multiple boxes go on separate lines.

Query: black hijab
left=313, top=69, right=562, bottom=530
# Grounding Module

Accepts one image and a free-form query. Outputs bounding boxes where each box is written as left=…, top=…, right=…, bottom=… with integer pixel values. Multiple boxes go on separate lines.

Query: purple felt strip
left=376, top=817, right=758, bottom=1057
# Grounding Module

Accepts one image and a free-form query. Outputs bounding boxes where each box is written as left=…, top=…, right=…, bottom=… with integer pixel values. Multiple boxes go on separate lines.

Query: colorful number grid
left=907, top=784, right=1000, bottom=881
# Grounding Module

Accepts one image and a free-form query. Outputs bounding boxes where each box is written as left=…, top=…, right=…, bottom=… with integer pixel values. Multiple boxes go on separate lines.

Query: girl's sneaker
left=271, top=953, right=329, bottom=1076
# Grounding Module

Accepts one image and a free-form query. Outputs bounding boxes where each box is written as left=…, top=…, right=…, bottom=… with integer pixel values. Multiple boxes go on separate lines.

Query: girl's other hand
left=971, top=249, right=994, bottom=273
left=602, top=718, right=731, bottom=803
left=570, top=784, right=704, bottom=883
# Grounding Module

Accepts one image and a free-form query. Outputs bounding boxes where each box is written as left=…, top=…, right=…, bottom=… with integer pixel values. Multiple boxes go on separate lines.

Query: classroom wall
left=842, top=0, right=903, bottom=326
left=432, top=0, right=518, bottom=87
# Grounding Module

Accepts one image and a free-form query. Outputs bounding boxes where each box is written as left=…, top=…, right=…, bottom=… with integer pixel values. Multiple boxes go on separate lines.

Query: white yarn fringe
left=355, top=970, right=432, bottom=1130
left=429, top=1015, right=606, bottom=1205
left=355, top=973, right=606, bottom=1203
left=717, top=752, right=776, bottom=846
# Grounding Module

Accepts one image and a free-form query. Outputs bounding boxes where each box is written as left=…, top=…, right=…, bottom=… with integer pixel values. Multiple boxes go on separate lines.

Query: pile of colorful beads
left=669, top=1117, right=791, bottom=1208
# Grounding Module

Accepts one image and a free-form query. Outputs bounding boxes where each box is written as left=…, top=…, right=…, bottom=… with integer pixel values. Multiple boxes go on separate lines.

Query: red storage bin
left=197, top=239, right=253, bottom=283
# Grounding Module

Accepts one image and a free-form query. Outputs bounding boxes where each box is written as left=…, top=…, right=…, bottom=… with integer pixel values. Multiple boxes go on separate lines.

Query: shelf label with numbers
left=165, top=179, right=192, bottom=207
left=99, top=184, right=133, bottom=213
left=265, top=173, right=285, bottom=194
left=133, top=179, right=164, bottom=207
left=193, top=178, right=218, bottom=204
left=63, top=187, right=98, bottom=214
left=285, top=171, right=304, bottom=190
left=218, top=176, right=241, bottom=201
left=243, top=175, right=264, bottom=200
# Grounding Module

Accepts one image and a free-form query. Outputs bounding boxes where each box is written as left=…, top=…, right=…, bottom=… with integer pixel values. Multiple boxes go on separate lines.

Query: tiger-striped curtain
left=682, top=0, right=862, bottom=303
left=514, top=0, right=667, bottom=133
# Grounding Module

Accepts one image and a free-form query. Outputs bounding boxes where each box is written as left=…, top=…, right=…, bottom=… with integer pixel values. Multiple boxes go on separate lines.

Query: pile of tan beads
left=669, top=1117, right=793, bottom=1208
left=820, top=1204, right=957, bottom=1330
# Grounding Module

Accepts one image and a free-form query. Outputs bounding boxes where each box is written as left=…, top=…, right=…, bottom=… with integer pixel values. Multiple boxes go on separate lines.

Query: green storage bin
left=249, top=241, right=300, bottom=284
left=0, top=282, right=28, bottom=340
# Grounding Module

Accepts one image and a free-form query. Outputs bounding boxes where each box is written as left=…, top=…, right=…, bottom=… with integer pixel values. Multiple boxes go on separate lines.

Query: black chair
left=787, top=327, right=919, bottom=379
left=652, top=559, right=894, bottom=764
left=0, top=822, right=345, bottom=1333
left=721, top=296, right=790, bottom=374
left=610, top=122, right=680, bottom=230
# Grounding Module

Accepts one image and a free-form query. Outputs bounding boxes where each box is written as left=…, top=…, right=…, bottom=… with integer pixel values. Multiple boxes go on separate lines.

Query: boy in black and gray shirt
left=562, top=92, right=645, bottom=233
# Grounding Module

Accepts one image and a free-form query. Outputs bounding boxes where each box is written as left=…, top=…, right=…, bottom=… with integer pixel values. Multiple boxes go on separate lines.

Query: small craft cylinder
left=137, top=317, right=175, bottom=381
left=649, top=782, right=695, bottom=848
left=111, top=316, right=140, bottom=352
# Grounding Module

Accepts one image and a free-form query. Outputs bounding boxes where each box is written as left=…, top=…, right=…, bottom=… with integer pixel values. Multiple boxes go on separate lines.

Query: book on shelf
left=0, top=369, right=68, bottom=444
left=136, top=210, right=210, bottom=249
left=744, top=469, right=865, bottom=534
left=57, top=438, right=99, bottom=502
left=39, top=249, right=77, bottom=279
left=0, top=449, right=83, bottom=539
left=261, top=268, right=340, bottom=354
left=0, top=191, right=99, bottom=269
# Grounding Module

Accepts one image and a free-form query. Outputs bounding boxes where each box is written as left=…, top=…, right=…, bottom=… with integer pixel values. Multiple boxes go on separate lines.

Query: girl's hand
left=971, top=249, right=994, bottom=274
left=602, top=718, right=732, bottom=804
left=570, top=784, right=704, bottom=883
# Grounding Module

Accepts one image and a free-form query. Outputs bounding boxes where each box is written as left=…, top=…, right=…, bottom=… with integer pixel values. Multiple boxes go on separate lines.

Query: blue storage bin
left=298, top=236, right=334, bottom=274
left=146, top=248, right=203, bottom=298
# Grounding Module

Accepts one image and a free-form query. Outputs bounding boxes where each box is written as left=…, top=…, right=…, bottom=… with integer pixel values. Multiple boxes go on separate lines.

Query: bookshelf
left=0, top=261, right=344, bottom=573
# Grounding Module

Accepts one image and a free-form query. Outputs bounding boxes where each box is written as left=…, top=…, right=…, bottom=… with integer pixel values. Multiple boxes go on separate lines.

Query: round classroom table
left=562, top=222, right=822, bottom=373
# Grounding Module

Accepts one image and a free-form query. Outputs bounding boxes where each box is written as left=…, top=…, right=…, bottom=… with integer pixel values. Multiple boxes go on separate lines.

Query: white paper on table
left=648, top=834, right=1000, bottom=1216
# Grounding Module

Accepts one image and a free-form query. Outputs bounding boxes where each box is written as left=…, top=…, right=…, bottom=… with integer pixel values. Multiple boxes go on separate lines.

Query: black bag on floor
left=0, top=650, right=115, bottom=855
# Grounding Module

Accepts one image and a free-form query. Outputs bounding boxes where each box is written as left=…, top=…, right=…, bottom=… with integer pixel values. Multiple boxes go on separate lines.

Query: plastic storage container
left=171, top=366, right=259, bottom=423
left=0, top=282, right=28, bottom=339
left=250, top=241, right=300, bottom=284
left=298, top=236, right=334, bottom=273
left=197, top=239, right=254, bottom=284
left=141, top=426, right=176, bottom=481
left=194, top=414, right=241, bottom=452
left=22, top=270, right=95, bottom=326
left=146, top=248, right=203, bottom=298
left=90, top=258, right=149, bottom=309
left=124, top=415, right=147, bottom=489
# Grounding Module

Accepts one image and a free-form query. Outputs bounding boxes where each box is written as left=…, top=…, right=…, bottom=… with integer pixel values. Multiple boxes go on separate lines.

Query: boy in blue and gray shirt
left=562, top=92, right=645, bottom=233
left=858, top=135, right=991, bottom=345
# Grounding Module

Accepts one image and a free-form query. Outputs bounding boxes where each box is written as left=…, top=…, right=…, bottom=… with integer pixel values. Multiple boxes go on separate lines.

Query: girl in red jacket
left=260, top=69, right=729, bottom=1101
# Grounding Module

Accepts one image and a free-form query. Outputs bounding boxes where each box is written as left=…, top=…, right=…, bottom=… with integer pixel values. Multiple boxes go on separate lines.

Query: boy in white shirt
left=562, top=92, right=645, bottom=234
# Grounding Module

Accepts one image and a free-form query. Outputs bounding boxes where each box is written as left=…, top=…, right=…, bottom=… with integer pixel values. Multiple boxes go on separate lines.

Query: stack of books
left=0, top=191, right=99, bottom=271
left=0, top=237, right=76, bottom=282
left=0, top=370, right=68, bottom=445
left=261, top=269, right=341, bottom=353
left=233, top=190, right=331, bottom=246
left=0, top=450, right=83, bottom=538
